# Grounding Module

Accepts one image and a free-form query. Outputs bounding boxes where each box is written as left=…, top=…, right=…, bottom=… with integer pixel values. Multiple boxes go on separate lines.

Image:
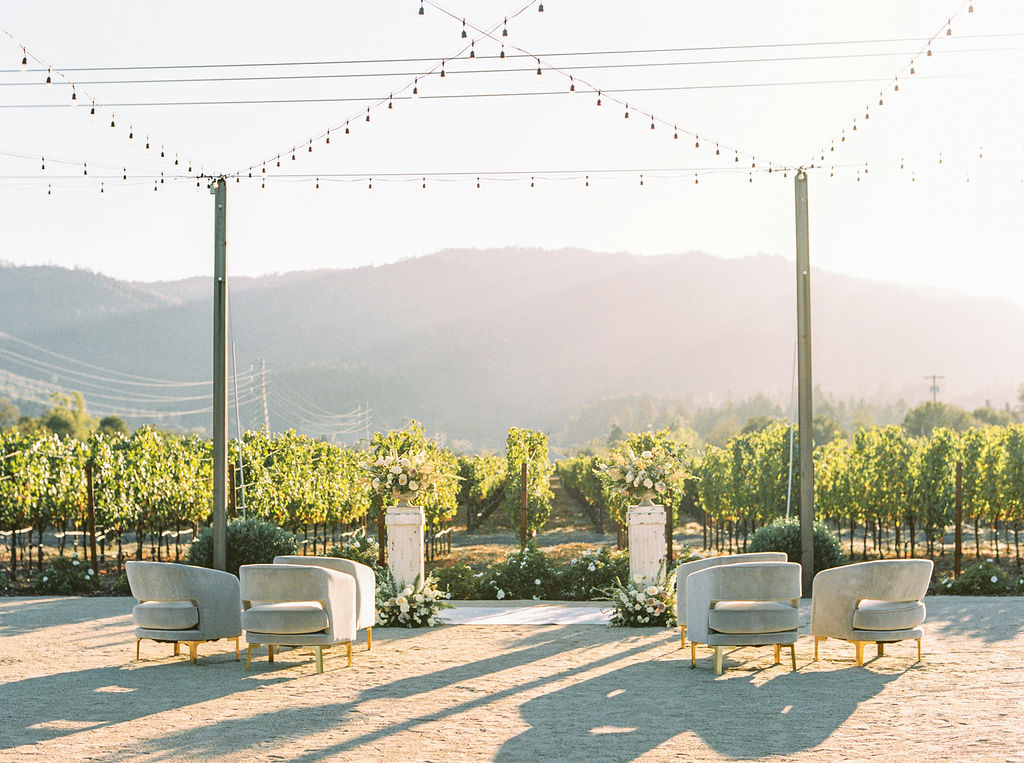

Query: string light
left=82, top=163, right=87, bottom=176
left=326, top=130, right=331, bottom=144
left=650, top=117, right=655, bottom=130
left=500, top=45, right=505, bottom=59
left=695, top=137, right=700, bottom=149
left=538, top=2, right=544, bottom=11
left=639, top=173, right=644, bottom=186
left=673, top=126, right=678, bottom=140
left=388, top=94, right=394, bottom=109
left=469, top=41, right=475, bottom=58
left=596, top=91, right=601, bottom=106
left=502, top=18, right=508, bottom=36
left=365, top=108, right=371, bottom=122
left=585, top=175, right=589, bottom=187
left=89, top=101, right=95, bottom=117
left=569, top=76, right=574, bottom=92
left=45, top=68, right=52, bottom=88
left=461, top=19, right=467, bottom=38
left=476, top=176, right=480, bottom=188
left=70, top=89, right=77, bottom=105
left=412, top=79, right=419, bottom=96
left=345, top=121, right=350, bottom=134
left=946, top=19, right=952, bottom=36
left=308, top=140, right=313, bottom=152
left=536, top=59, right=542, bottom=75
left=40, top=157, right=45, bottom=171
left=624, top=104, right=629, bottom=118
left=20, top=48, right=27, bottom=71
left=418, top=2, right=424, bottom=15
left=316, top=177, right=320, bottom=189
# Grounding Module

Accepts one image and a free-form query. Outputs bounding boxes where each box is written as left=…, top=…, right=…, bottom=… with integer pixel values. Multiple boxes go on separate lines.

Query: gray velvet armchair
left=811, top=559, right=933, bottom=666
left=685, top=561, right=802, bottom=674
left=126, top=561, right=242, bottom=664
left=675, top=552, right=788, bottom=646
left=273, top=555, right=376, bottom=650
left=240, top=563, right=357, bottom=674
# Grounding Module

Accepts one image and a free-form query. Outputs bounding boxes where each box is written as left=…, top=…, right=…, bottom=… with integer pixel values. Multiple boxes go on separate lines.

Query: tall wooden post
left=211, top=178, right=228, bottom=571
left=520, top=461, right=528, bottom=547
left=954, top=460, right=963, bottom=577
left=795, top=170, right=815, bottom=596
left=85, top=461, right=98, bottom=574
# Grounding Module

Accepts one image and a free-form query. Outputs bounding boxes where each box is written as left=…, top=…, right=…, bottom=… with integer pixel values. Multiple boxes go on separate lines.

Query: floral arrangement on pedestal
left=602, top=564, right=678, bottom=627
left=362, top=421, right=456, bottom=510
left=375, top=569, right=453, bottom=628
left=595, top=432, right=689, bottom=506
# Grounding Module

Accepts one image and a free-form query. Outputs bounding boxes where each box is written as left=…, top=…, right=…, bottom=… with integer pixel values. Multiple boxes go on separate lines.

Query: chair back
left=693, top=561, right=802, bottom=603
left=676, top=552, right=788, bottom=625
left=273, top=555, right=376, bottom=630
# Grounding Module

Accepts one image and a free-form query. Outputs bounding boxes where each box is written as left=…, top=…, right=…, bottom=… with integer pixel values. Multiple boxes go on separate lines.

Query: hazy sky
left=1, top=1, right=1022, bottom=302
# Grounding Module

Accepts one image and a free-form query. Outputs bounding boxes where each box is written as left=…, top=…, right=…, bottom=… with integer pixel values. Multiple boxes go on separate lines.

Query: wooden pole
left=211, top=177, right=228, bottom=571
left=665, top=503, right=674, bottom=563
left=229, top=463, right=237, bottom=519
left=954, top=460, right=963, bottom=577
left=520, top=460, right=528, bottom=547
left=85, top=462, right=98, bottom=574
left=795, top=170, right=815, bottom=596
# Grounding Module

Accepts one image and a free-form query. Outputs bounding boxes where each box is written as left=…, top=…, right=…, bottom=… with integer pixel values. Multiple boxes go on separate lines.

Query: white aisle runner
left=445, top=600, right=610, bottom=625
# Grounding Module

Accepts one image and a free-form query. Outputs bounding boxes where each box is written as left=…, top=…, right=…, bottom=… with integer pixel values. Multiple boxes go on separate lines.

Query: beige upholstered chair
left=273, top=555, right=376, bottom=650
left=686, top=561, right=802, bottom=674
left=240, top=563, right=356, bottom=674
left=126, top=561, right=241, bottom=664
left=675, top=552, right=788, bottom=646
left=811, top=559, right=933, bottom=666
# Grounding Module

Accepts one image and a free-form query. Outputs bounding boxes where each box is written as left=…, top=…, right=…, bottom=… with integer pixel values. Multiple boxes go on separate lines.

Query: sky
left=1, top=1, right=1022, bottom=303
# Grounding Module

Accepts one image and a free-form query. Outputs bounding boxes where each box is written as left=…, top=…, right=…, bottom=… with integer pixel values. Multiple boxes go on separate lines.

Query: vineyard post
left=85, top=461, right=98, bottom=574
left=520, top=460, right=528, bottom=548
left=795, top=170, right=815, bottom=596
left=211, top=177, right=228, bottom=572
left=229, top=463, right=237, bottom=519
left=954, top=460, right=963, bottom=577
left=665, top=503, right=674, bottom=563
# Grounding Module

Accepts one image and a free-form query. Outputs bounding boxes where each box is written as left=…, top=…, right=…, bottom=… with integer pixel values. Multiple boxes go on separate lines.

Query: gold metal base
left=690, top=641, right=797, bottom=674
left=366, top=627, right=372, bottom=651
left=245, top=641, right=353, bottom=673
left=680, top=625, right=687, bottom=648
left=135, top=635, right=239, bottom=665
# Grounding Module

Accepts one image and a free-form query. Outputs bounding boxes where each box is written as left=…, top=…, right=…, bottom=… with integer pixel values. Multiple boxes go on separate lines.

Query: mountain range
left=2, top=248, right=1022, bottom=450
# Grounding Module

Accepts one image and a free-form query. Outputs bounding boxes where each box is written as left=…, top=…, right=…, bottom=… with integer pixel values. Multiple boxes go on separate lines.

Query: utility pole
left=211, top=178, right=228, bottom=572
left=924, top=374, right=945, bottom=405
left=259, top=358, right=270, bottom=430
left=794, top=170, right=814, bottom=597
left=231, top=341, right=246, bottom=517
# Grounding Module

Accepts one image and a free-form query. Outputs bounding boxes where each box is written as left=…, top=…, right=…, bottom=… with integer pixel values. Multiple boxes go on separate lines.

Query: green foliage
left=42, top=392, right=97, bottom=439
left=936, top=560, right=1015, bottom=595
left=34, top=555, right=100, bottom=595
left=430, top=562, right=480, bottom=600
left=502, top=428, right=554, bottom=536
left=748, top=517, right=846, bottom=575
left=558, top=546, right=629, bottom=601
left=457, top=454, right=506, bottom=518
left=558, top=455, right=608, bottom=528
left=186, top=518, right=297, bottom=577
left=480, top=543, right=561, bottom=600
left=327, top=535, right=384, bottom=575
left=903, top=401, right=979, bottom=437
left=110, top=571, right=132, bottom=596
left=375, top=568, right=453, bottom=627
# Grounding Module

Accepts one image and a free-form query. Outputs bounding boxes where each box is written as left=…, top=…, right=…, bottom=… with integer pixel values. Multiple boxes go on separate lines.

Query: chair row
left=126, top=555, right=377, bottom=674
left=676, top=554, right=933, bottom=674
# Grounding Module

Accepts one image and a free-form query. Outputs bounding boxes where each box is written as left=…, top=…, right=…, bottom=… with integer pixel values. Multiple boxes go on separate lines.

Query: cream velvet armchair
left=675, top=552, right=788, bottom=646
left=126, top=561, right=242, bottom=664
left=811, top=559, right=933, bottom=666
left=240, top=563, right=356, bottom=674
left=685, top=561, right=802, bottom=674
left=273, top=555, right=376, bottom=650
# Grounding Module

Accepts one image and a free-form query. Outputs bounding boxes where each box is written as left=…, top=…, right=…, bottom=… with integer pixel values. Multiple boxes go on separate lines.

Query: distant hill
left=2, top=249, right=1022, bottom=449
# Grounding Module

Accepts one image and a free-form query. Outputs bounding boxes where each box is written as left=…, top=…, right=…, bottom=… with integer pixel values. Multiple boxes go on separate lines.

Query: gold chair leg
left=246, top=645, right=252, bottom=671
left=346, top=641, right=352, bottom=667
left=877, top=642, right=885, bottom=657
left=714, top=646, right=724, bottom=675
left=690, top=641, right=696, bottom=668
left=680, top=625, right=686, bottom=647
left=854, top=641, right=865, bottom=667
left=366, top=627, right=372, bottom=651
left=814, top=636, right=823, bottom=661
left=268, top=644, right=274, bottom=664
left=173, top=642, right=181, bottom=657
left=774, top=644, right=781, bottom=665
left=790, top=644, right=797, bottom=671
left=188, top=642, right=198, bottom=664
left=315, top=645, right=324, bottom=674
left=234, top=637, right=240, bottom=661
left=917, top=638, right=922, bottom=661
left=135, top=638, right=141, bottom=661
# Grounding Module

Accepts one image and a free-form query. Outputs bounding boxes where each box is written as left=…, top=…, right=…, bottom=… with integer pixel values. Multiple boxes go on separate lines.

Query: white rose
left=396, top=596, right=408, bottom=607
left=991, top=575, right=999, bottom=584
left=428, top=617, right=435, bottom=626
left=72, top=559, right=80, bottom=566
left=645, top=586, right=659, bottom=596
left=641, top=450, right=653, bottom=459
left=496, top=589, right=506, bottom=600
left=408, top=480, right=419, bottom=491
left=625, top=471, right=634, bottom=483
left=588, top=563, right=596, bottom=572
left=398, top=474, right=408, bottom=486
left=402, top=586, right=413, bottom=596
left=42, top=576, right=48, bottom=582
left=654, top=482, right=666, bottom=493
left=400, top=457, right=412, bottom=468
left=643, top=478, right=654, bottom=489
left=374, top=457, right=385, bottom=467
left=534, top=578, right=541, bottom=586
left=390, top=464, right=403, bottom=475
left=372, top=478, right=381, bottom=489
left=384, top=455, right=395, bottom=465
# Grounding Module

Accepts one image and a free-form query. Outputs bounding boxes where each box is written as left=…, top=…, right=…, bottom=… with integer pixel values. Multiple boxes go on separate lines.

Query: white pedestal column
left=628, top=501, right=666, bottom=584
left=386, top=503, right=425, bottom=589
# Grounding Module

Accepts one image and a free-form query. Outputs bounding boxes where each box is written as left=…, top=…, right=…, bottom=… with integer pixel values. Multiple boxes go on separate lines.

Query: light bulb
left=624, top=105, right=629, bottom=118
left=90, top=101, right=95, bottom=117
left=585, top=175, right=589, bottom=187
left=695, top=137, right=700, bottom=148
left=596, top=91, right=601, bottom=106
left=45, top=69, right=52, bottom=88
left=123, top=169, right=127, bottom=180
left=500, top=46, right=505, bottom=58
left=673, top=127, right=678, bottom=140
left=538, top=2, right=544, bottom=11
left=366, top=108, right=371, bottom=122
left=946, top=20, right=952, bottom=36
left=41, top=157, right=45, bottom=171
left=715, top=144, right=720, bottom=155
left=536, top=61, right=542, bottom=75
left=345, top=122, right=350, bottom=134
left=20, top=49, right=28, bottom=71
left=469, top=42, right=474, bottom=58
left=476, top=177, right=480, bottom=188
left=926, top=48, right=932, bottom=57
left=650, top=118, right=655, bottom=130
left=461, top=20, right=467, bottom=38
left=326, top=131, right=330, bottom=144
left=639, top=174, right=644, bottom=186
left=418, top=2, right=424, bottom=14
left=70, top=89, right=77, bottom=105
left=83, top=163, right=87, bottom=176
left=129, top=127, right=134, bottom=140
left=110, top=116, right=115, bottom=128
left=292, top=150, right=296, bottom=161
left=309, top=140, right=313, bottom=152
left=316, top=178, right=320, bottom=189
left=413, top=79, right=419, bottom=96
left=388, top=95, right=393, bottom=109
left=502, top=19, right=508, bottom=36
left=569, top=76, right=574, bottom=92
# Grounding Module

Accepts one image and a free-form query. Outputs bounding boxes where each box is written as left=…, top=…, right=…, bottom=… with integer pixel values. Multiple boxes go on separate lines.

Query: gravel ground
left=2, top=595, right=1023, bottom=762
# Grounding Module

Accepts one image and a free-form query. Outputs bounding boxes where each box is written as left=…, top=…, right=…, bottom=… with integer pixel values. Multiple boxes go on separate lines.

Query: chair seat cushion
left=132, top=600, right=199, bottom=630
left=852, top=599, right=926, bottom=631
left=243, top=601, right=328, bottom=635
left=709, top=600, right=798, bottom=635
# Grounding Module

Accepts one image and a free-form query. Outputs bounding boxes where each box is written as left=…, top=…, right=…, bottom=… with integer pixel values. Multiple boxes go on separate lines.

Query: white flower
left=643, top=478, right=654, bottom=489
left=41, top=576, right=48, bottom=582
left=532, top=595, right=540, bottom=601
left=372, top=478, right=381, bottom=489
left=400, top=457, right=412, bottom=468
left=534, top=578, right=542, bottom=586
left=72, top=559, right=80, bottom=566
left=625, top=471, right=634, bottom=483
left=408, top=480, right=419, bottom=492
left=402, top=586, right=413, bottom=596
left=645, top=585, right=659, bottom=596
left=428, top=617, right=435, bottom=626
left=641, top=450, right=653, bottom=459
left=396, top=595, right=408, bottom=607
left=86, top=568, right=94, bottom=575
left=445, top=592, right=452, bottom=599
left=496, top=589, right=506, bottom=600
left=588, top=563, right=597, bottom=572
left=384, top=455, right=395, bottom=465
left=398, top=474, right=408, bottom=486
left=654, top=482, right=666, bottom=493
left=374, top=457, right=385, bottom=467
left=991, top=575, right=999, bottom=584
left=390, top=464, right=403, bottom=475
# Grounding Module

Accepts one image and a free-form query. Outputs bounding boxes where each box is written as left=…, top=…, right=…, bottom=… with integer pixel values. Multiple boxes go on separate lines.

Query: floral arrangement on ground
left=376, top=569, right=453, bottom=627
left=602, top=566, right=678, bottom=627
